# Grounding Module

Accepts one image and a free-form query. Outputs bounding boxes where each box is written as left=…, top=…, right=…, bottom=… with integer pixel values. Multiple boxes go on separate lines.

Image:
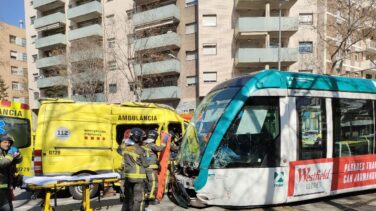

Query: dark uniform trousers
left=123, top=180, right=145, bottom=211
left=0, top=189, right=12, bottom=211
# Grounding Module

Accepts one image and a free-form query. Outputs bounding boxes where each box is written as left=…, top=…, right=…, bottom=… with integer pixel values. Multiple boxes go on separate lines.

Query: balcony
left=34, top=0, right=65, bottom=11
left=141, top=86, right=180, bottom=100
left=67, top=1, right=102, bottom=22
left=134, top=32, right=180, bottom=52
left=134, top=59, right=180, bottom=76
left=235, top=48, right=298, bottom=66
left=235, top=0, right=297, bottom=10
left=366, top=39, right=376, bottom=55
left=68, top=24, right=103, bottom=41
left=133, top=4, right=180, bottom=28
left=35, top=34, right=66, bottom=49
left=36, top=55, right=66, bottom=69
left=34, top=12, right=66, bottom=31
left=72, top=93, right=105, bottom=102
left=37, top=76, right=68, bottom=88
left=236, top=17, right=298, bottom=37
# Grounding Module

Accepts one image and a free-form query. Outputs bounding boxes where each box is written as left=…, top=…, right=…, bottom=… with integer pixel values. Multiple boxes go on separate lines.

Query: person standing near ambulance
left=122, top=128, right=148, bottom=211
left=142, top=129, right=165, bottom=205
left=0, top=134, right=22, bottom=211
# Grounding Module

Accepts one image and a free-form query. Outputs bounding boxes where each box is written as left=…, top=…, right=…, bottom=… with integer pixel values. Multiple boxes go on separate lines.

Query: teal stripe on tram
left=193, top=69, right=376, bottom=191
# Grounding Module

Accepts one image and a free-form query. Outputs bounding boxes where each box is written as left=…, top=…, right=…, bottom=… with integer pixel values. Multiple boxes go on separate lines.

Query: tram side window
left=211, top=97, right=280, bottom=168
left=296, top=97, right=327, bottom=160
left=333, top=99, right=374, bottom=157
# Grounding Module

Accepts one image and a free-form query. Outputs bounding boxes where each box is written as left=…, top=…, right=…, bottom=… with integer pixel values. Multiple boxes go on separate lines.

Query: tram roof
left=212, top=69, right=376, bottom=94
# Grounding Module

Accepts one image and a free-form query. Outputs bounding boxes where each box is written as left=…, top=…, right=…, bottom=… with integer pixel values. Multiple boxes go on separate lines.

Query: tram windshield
left=178, top=88, right=240, bottom=168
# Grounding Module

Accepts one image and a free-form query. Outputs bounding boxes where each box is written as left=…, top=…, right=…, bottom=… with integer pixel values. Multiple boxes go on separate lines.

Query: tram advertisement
left=288, top=155, right=376, bottom=197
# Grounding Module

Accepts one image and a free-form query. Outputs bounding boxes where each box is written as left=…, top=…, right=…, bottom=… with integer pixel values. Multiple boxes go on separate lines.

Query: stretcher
left=22, top=173, right=121, bottom=211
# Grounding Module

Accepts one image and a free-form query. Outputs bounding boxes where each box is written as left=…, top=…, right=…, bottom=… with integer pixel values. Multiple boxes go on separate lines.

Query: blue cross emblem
left=0, top=120, right=6, bottom=135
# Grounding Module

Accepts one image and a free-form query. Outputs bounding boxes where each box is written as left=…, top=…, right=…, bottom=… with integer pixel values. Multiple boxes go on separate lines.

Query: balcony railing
left=366, top=39, right=376, bottom=55
left=235, top=48, right=298, bottom=65
left=71, top=93, right=105, bottom=102
left=134, top=59, right=180, bottom=76
left=37, top=76, right=68, bottom=88
left=67, top=1, right=102, bottom=22
left=68, top=24, right=103, bottom=41
left=36, top=55, right=66, bottom=69
left=133, top=4, right=180, bottom=27
left=235, top=0, right=297, bottom=10
left=134, top=32, right=180, bottom=51
left=141, top=86, right=180, bottom=100
left=34, top=12, right=66, bottom=30
left=34, top=0, right=65, bottom=10
left=236, top=17, right=298, bottom=34
left=35, top=34, right=66, bottom=49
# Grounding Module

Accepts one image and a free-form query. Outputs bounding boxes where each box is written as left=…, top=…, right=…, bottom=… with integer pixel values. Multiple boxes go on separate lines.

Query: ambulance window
left=0, top=117, right=31, bottom=148
left=168, top=122, right=183, bottom=140
left=116, top=124, right=159, bottom=145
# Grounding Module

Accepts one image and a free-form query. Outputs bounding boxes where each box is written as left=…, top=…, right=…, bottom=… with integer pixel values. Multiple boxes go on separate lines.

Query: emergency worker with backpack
left=121, top=128, right=149, bottom=211
left=142, top=129, right=166, bottom=205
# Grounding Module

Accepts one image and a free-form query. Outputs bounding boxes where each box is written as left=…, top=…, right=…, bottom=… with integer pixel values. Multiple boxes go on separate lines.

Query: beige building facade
left=0, top=22, right=29, bottom=103
left=25, top=0, right=198, bottom=113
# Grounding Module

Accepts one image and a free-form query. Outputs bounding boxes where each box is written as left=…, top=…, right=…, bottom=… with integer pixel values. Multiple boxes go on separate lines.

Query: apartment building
left=0, top=22, right=29, bottom=103
left=130, top=0, right=198, bottom=112
left=25, top=0, right=198, bottom=113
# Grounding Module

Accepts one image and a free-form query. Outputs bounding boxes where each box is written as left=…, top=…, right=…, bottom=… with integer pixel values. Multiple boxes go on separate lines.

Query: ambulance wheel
left=69, top=173, right=99, bottom=200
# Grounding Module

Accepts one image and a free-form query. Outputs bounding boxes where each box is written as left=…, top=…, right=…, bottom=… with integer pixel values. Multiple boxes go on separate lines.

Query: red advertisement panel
left=288, top=155, right=376, bottom=197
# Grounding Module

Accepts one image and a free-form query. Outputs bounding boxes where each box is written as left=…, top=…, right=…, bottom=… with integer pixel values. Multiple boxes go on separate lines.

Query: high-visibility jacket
left=0, top=150, right=22, bottom=189
left=122, top=144, right=148, bottom=183
left=142, top=143, right=165, bottom=171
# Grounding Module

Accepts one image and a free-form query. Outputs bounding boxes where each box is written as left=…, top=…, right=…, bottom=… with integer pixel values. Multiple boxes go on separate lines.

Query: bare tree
left=68, top=37, right=106, bottom=102
left=0, top=75, right=8, bottom=100
left=317, top=0, right=376, bottom=74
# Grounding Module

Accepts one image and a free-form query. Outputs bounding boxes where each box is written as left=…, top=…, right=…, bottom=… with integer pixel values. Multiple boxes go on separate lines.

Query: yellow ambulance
left=0, top=100, right=33, bottom=176
left=33, top=99, right=184, bottom=198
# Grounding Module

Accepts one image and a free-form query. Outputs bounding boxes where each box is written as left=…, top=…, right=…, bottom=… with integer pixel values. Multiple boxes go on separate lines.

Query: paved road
left=12, top=188, right=376, bottom=210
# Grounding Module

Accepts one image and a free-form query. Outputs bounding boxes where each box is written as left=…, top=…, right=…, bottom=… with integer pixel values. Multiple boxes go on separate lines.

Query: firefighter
left=142, top=129, right=165, bottom=205
left=122, top=128, right=148, bottom=211
left=0, top=134, right=22, bottom=211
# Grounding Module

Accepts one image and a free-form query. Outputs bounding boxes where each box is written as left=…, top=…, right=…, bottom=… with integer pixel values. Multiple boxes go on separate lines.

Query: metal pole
left=278, top=1, right=282, bottom=71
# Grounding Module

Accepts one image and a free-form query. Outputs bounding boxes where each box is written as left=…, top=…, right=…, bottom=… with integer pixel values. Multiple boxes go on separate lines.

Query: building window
left=333, top=99, right=374, bottom=157
left=108, top=61, right=116, bottom=71
left=203, top=72, right=217, bottom=83
left=185, top=22, right=197, bottom=34
left=21, top=38, right=26, bottom=47
left=30, top=1, right=33, bottom=6
left=299, top=69, right=313, bottom=73
left=127, top=34, right=134, bottom=44
left=203, top=14, right=217, bottom=27
left=32, top=54, right=37, bottom=62
left=9, top=35, right=16, bottom=44
left=10, top=51, right=17, bottom=59
left=22, top=53, right=27, bottom=62
left=108, top=38, right=115, bottom=48
left=203, top=43, right=217, bottom=55
left=33, top=73, right=39, bottom=81
left=31, top=35, right=36, bottom=44
left=299, top=13, right=313, bottom=25
left=106, top=14, right=115, bottom=25
left=185, top=0, right=197, bottom=7
left=12, top=82, right=23, bottom=90
left=299, top=41, right=313, bottom=53
left=34, top=92, right=39, bottom=100
left=186, top=50, right=197, bottom=60
left=186, top=76, right=197, bottom=86
left=30, top=16, right=35, bottom=25
left=109, top=83, right=117, bottom=93
left=11, top=66, right=23, bottom=76
left=296, top=97, right=327, bottom=160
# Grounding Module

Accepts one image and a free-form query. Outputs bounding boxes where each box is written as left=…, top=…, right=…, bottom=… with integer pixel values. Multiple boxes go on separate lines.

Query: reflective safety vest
left=122, top=144, right=147, bottom=183
left=142, top=143, right=165, bottom=171
left=0, top=150, right=21, bottom=189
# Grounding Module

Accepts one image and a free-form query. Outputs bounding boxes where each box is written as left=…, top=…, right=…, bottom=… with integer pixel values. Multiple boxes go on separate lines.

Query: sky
left=0, top=0, right=25, bottom=28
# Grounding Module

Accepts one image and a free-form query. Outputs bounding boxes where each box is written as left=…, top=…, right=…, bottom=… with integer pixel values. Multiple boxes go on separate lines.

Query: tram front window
left=211, top=97, right=280, bottom=168
left=178, top=88, right=240, bottom=168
